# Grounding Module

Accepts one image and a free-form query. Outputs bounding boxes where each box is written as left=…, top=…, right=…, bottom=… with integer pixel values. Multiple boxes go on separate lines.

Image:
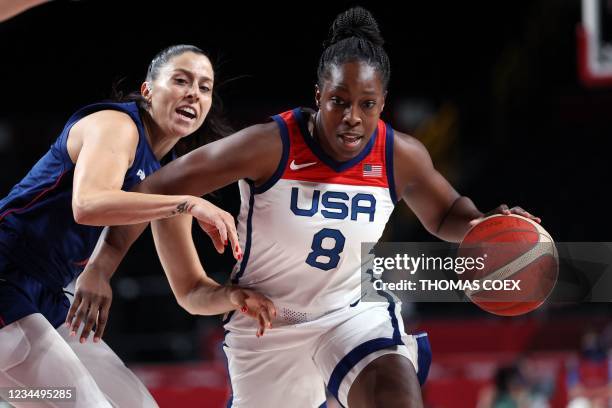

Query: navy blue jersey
left=0, top=102, right=161, bottom=288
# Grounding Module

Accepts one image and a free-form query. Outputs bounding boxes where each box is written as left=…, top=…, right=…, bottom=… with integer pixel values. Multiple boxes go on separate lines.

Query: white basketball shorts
left=223, top=299, right=431, bottom=408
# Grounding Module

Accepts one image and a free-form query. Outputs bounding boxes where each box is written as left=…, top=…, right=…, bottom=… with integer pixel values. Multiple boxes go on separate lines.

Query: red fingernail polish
left=238, top=254, right=243, bottom=261
left=225, top=240, right=228, bottom=246
left=235, top=245, right=239, bottom=252
left=241, top=306, right=248, bottom=313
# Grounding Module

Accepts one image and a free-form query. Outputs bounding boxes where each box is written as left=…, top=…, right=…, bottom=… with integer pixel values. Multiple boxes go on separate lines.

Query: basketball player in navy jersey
left=0, top=44, right=275, bottom=407
left=74, top=9, right=540, bottom=408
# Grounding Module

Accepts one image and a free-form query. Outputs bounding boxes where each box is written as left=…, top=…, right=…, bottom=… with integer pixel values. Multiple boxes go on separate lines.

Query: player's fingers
left=259, top=308, right=272, bottom=331
left=199, top=219, right=225, bottom=253
left=484, top=204, right=510, bottom=217
left=257, top=313, right=267, bottom=338
left=191, top=205, right=224, bottom=237
left=510, top=206, right=541, bottom=223
left=265, top=300, right=277, bottom=319
left=223, top=213, right=241, bottom=260
left=70, top=298, right=89, bottom=336
left=65, top=291, right=83, bottom=326
left=94, top=300, right=110, bottom=343
left=79, top=300, right=100, bottom=343
left=213, top=216, right=228, bottom=250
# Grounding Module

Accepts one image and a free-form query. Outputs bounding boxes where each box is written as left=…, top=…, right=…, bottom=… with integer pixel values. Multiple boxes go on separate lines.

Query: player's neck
left=141, top=111, right=179, bottom=160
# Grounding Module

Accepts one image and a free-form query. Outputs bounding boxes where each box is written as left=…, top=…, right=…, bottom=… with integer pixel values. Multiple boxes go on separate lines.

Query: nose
left=343, top=104, right=362, bottom=127
left=185, top=82, right=201, bottom=101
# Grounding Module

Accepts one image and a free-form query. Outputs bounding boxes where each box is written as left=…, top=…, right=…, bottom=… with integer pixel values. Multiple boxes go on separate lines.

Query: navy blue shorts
left=0, top=252, right=70, bottom=329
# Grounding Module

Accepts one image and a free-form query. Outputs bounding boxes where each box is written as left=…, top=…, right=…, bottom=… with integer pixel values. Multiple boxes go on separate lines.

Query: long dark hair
left=112, top=44, right=234, bottom=157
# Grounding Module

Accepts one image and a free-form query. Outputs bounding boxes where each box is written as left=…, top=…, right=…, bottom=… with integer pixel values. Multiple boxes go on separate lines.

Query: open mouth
left=176, top=106, right=197, bottom=120
left=338, top=133, right=363, bottom=148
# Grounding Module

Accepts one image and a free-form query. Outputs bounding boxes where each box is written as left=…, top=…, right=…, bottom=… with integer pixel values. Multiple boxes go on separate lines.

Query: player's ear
left=141, top=82, right=154, bottom=106
left=141, top=82, right=152, bottom=99
left=381, top=90, right=387, bottom=112
left=315, top=84, right=321, bottom=108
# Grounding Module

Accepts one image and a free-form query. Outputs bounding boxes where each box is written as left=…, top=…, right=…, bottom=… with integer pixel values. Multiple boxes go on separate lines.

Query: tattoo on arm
left=169, top=201, right=191, bottom=217
left=176, top=201, right=189, bottom=213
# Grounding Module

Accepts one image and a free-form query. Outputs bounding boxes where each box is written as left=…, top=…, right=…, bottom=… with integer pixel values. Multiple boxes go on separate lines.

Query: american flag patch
left=363, top=163, right=382, bottom=177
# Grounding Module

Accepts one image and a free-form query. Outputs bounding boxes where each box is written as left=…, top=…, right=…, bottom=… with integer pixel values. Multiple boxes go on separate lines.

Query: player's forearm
left=435, top=196, right=483, bottom=242
left=72, top=190, right=198, bottom=226
left=180, top=279, right=238, bottom=316
left=85, top=224, right=149, bottom=280
left=0, top=0, right=49, bottom=22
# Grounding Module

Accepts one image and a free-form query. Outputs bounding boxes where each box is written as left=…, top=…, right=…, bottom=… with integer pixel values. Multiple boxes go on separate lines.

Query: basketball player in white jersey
left=71, top=7, right=540, bottom=408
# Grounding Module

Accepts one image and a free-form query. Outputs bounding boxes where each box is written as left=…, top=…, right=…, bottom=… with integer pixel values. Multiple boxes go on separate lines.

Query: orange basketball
left=457, top=214, right=558, bottom=316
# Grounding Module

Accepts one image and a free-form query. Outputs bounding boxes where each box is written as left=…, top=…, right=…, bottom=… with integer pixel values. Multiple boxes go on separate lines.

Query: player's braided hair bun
left=318, top=7, right=390, bottom=89
left=326, top=7, right=384, bottom=47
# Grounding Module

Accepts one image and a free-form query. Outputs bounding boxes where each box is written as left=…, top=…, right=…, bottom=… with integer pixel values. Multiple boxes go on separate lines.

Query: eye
left=199, top=85, right=211, bottom=93
left=330, top=96, right=345, bottom=106
left=363, top=101, right=376, bottom=109
left=174, top=77, right=188, bottom=85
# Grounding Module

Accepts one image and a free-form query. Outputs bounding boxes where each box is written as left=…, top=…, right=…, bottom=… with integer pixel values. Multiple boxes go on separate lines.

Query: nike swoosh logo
left=289, top=160, right=317, bottom=170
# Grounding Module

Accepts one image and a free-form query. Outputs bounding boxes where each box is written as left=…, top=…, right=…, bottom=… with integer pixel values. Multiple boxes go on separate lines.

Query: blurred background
left=1, top=0, right=611, bottom=406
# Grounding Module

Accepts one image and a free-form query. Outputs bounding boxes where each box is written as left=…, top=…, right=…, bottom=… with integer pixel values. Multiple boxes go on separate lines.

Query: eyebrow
left=173, top=68, right=213, bottom=82
left=331, top=84, right=378, bottom=95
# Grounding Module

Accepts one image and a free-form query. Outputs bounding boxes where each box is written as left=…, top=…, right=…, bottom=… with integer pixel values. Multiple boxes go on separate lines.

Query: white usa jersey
left=230, top=108, right=398, bottom=321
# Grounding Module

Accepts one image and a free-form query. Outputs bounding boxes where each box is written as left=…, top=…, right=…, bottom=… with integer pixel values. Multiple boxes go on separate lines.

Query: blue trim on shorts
left=327, top=337, right=402, bottom=402
left=253, top=116, right=290, bottom=194
left=415, top=332, right=432, bottom=385
left=318, top=402, right=328, bottom=408
left=327, top=299, right=405, bottom=401
left=384, top=124, right=398, bottom=203
left=378, top=291, right=402, bottom=343
left=222, top=343, right=234, bottom=408
left=231, top=182, right=255, bottom=284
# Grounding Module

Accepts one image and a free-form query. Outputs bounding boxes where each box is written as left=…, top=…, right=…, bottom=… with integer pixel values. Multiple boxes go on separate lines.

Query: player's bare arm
left=133, top=120, right=283, bottom=197
left=69, top=121, right=284, bottom=341
left=394, top=131, right=540, bottom=243
left=393, top=131, right=482, bottom=242
left=152, top=214, right=276, bottom=337
left=0, top=0, right=48, bottom=22
left=70, top=110, right=228, bottom=226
